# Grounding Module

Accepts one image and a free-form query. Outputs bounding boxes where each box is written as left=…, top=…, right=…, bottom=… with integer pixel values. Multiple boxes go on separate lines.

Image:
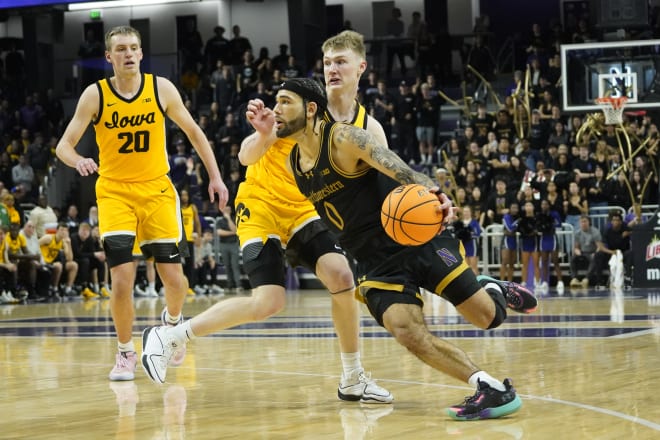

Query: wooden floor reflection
left=1, top=287, right=660, bottom=439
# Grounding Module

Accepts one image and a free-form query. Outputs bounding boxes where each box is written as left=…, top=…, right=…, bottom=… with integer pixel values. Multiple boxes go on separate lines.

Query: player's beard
left=276, top=113, right=306, bottom=138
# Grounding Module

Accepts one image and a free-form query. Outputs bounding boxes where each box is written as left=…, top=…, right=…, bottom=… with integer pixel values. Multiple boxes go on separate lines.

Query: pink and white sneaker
left=109, top=351, right=137, bottom=381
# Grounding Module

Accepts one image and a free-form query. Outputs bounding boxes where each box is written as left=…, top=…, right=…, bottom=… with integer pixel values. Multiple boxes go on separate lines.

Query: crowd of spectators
left=1, top=9, right=660, bottom=302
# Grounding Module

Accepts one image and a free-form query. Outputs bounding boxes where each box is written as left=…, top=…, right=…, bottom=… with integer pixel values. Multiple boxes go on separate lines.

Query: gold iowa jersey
left=94, top=73, right=169, bottom=182
left=239, top=100, right=369, bottom=205
left=181, top=204, right=195, bottom=241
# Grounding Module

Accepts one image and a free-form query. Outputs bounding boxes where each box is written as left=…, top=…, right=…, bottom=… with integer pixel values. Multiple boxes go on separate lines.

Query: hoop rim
left=595, top=96, right=628, bottom=109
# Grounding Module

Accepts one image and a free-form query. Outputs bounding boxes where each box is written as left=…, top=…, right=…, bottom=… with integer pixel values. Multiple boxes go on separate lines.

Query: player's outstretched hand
left=433, top=191, right=458, bottom=226
left=245, top=99, right=275, bottom=135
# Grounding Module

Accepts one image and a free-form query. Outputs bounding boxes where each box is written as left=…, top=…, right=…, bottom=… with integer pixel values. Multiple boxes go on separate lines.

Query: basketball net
left=595, top=96, right=628, bottom=124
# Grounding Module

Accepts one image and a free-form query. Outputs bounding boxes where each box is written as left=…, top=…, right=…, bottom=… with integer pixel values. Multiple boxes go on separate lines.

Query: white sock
left=93, top=284, right=99, bottom=292
left=340, top=352, right=362, bottom=376
left=164, top=310, right=182, bottom=325
left=468, top=371, right=505, bottom=391
left=148, top=282, right=156, bottom=291
left=171, top=320, right=196, bottom=344
left=118, top=340, right=135, bottom=353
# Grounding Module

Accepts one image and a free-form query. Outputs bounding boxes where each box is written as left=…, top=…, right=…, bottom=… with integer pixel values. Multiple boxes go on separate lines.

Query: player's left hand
left=75, top=157, right=98, bottom=176
left=209, top=177, right=229, bottom=210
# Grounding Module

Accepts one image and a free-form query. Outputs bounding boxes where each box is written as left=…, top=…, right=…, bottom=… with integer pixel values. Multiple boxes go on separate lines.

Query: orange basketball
left=381, top=184, right=444, bottom=246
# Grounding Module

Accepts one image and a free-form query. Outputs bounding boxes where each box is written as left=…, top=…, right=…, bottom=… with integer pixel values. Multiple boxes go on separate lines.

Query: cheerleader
left=537, top=199, right=564, bottom=294
left=500, top=202, right=519, bottom=282
left=452, top=205, right=482, bottom=274
left=518, top=201, right=541, bottom=289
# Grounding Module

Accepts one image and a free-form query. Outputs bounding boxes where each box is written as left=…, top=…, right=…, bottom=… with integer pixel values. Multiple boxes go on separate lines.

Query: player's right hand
left=245, top=99, right=275, bottom=134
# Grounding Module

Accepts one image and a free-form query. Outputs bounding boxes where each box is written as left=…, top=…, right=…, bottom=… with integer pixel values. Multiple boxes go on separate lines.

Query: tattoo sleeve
left=337, top=124, right=435, bottom=187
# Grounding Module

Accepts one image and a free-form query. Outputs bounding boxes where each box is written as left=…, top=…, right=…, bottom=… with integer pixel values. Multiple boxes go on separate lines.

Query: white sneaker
left=338, top=369, right=393, bottom=404
left=134, top=286, right=149, bottom=297
left=193, top=285, right=207, bottom=295
left=209, top=285, right=225, bottom=295
left=161, top=308, right=186, bottom=367
left=146, top=287, right=159, bottom=297
left=109, top=351, right=138, bottom=381
left=556, top=280, right=565, bottom=296
left=3, top=291, right=19, bottom=304
left=141, top=326, right=178, bottom=384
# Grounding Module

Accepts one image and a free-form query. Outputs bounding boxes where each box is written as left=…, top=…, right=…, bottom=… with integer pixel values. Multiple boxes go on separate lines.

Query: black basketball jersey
left=290, top=121, right=399, bottom=260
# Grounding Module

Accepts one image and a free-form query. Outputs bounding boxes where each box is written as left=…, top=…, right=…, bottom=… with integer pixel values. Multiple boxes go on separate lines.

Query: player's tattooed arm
left=335, top=124, right=435, bottom=187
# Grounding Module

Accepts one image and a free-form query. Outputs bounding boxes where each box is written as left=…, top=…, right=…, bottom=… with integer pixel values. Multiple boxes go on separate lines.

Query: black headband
left=279, top=80, right=327, bottom=110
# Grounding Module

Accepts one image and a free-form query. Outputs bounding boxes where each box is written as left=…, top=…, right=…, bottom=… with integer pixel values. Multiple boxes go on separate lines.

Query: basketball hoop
left=595, top=96, right=628, bottom=124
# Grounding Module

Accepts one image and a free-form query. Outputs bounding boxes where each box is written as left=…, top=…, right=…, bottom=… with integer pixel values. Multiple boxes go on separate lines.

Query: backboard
left=561, top=39, right=660, bottom=112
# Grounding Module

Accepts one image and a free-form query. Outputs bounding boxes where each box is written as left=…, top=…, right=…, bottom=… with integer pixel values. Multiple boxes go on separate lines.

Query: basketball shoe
left=476, top=275, right=538, bottom=314
left=338, top=369, right=393, bottom=404
left=142, top=326, right=180, bottom=384
left=161, top=308, right=186, bottom=366
left=446, top=378, right=522, bottom=421
left=109, top=351, right=138, bottom=381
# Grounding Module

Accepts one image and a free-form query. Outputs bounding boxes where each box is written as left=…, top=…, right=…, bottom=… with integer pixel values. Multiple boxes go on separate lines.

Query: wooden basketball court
left=1, top=287, right=659, bottom=439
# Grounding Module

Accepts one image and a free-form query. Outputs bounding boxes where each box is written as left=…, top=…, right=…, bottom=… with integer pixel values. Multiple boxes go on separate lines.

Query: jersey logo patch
left=235, top=203, right=250, bottom=225
left=436, top=248, right=458, bottom=266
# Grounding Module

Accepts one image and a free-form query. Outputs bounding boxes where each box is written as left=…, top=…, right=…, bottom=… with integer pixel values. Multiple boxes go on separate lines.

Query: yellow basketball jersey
left=94, top=73, right=169, bottom=182
left=239, top=101, right=369, bottom=205
left=40, top=235, right=63, bottom=264
left=181, top=204, right=195, bottom=241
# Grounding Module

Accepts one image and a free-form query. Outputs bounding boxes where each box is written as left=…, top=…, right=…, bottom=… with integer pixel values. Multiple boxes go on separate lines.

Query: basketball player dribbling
left=269, top=78, right=536, bottom=420
left=55, top=25, right=228, bottom=381
left=141, top=31, right=392, bottom=404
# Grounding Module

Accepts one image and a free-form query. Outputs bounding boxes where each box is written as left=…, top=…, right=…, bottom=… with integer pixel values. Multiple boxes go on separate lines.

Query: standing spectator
left=180, top=189, right=201, bottom=296
left=414, top=82, right=440, bottom=165
left=216, top=112, right=243, bottom=160
left=570, top=215, right=601, bottom=288
left=26, top=132, right=50, bottom=188
left=393, top=80, right=417, bottom=164
left=235, top=50, right=258, bottom=102
left=216, top=205, right=242, bottom=293
left=20, top=220, right=54, bottom=299
left=28, top=194, right=58, bottom=238
left=271, top=44, right=290, bottom=72
left=500, top=201, right=519, bottom=281
left=518, top=201, right=541, bottom=289
left=78, top=29, right=105, bottom=87
left=204, top=26, right=230, bottom=72
left=178, top=18, right=203, bottom=70
left=470, top=102, right=495, bottom=146
left=228, top=25, right=252, bottom=66
left=169, top=139, right=190, bottom=191
left=385, top=7, right=406, bottom=77
left=210, top=63, right=237, bottom=113
left=282, top=55, right=304, bottom=80
left=369, top=79, right=394, bottom=140
left=537, top=199, right=564, bottom=294
left=486, top=178, right=516, bottom=224
left=19, top=95, right=44, bottom=134
left=12, top=154, right=35, bottom=198
left=452, top=205, right=482, bottom=274
left=563, top=181, right=588, bottom=232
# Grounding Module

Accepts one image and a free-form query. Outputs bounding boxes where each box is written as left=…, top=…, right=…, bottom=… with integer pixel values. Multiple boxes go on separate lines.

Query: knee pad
left=102, top=234, right=135, bottom=268
left=486, top=287, right=508, bottom=329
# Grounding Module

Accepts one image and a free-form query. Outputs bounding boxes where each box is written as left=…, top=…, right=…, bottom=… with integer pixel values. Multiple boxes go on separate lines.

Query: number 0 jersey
left=94, top=73, right=169, bottom=182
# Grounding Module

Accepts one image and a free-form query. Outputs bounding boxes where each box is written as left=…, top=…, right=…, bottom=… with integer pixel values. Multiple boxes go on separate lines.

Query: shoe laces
left=358, top=370, right=376, bottom=385
left=115, top=352, right=132, bottom=370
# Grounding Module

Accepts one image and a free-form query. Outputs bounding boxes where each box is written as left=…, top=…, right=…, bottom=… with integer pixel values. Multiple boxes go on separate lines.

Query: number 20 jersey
left=94, top=73, right=169, bottom=182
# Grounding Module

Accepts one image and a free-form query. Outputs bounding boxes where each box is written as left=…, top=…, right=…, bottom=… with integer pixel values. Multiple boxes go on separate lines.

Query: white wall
left=326, top=0, right=425, bottom=38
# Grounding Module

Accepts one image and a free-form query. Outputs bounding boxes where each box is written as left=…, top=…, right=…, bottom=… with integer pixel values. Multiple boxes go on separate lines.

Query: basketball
left=381, top=184, right=444, bottom=246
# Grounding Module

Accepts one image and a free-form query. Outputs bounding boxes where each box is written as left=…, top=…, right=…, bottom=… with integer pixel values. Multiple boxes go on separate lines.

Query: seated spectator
left=62, top=204, right=81, bottom=236
left=2, top=193, right=22, bottom=226
left=570, top=215, right=601, bottom=288
left=11, top=154, right=35, bottom=201
left=194, top=228, right=224, bottom=295
left=5, top=222, right=37, bottom=299
left=588, top=211, right=631, bottom=288
left=39, top=222, right=78, bottom=296
left=0, top=226, right=20, bottom=304
left=20, top=220, right=54, bottom=299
